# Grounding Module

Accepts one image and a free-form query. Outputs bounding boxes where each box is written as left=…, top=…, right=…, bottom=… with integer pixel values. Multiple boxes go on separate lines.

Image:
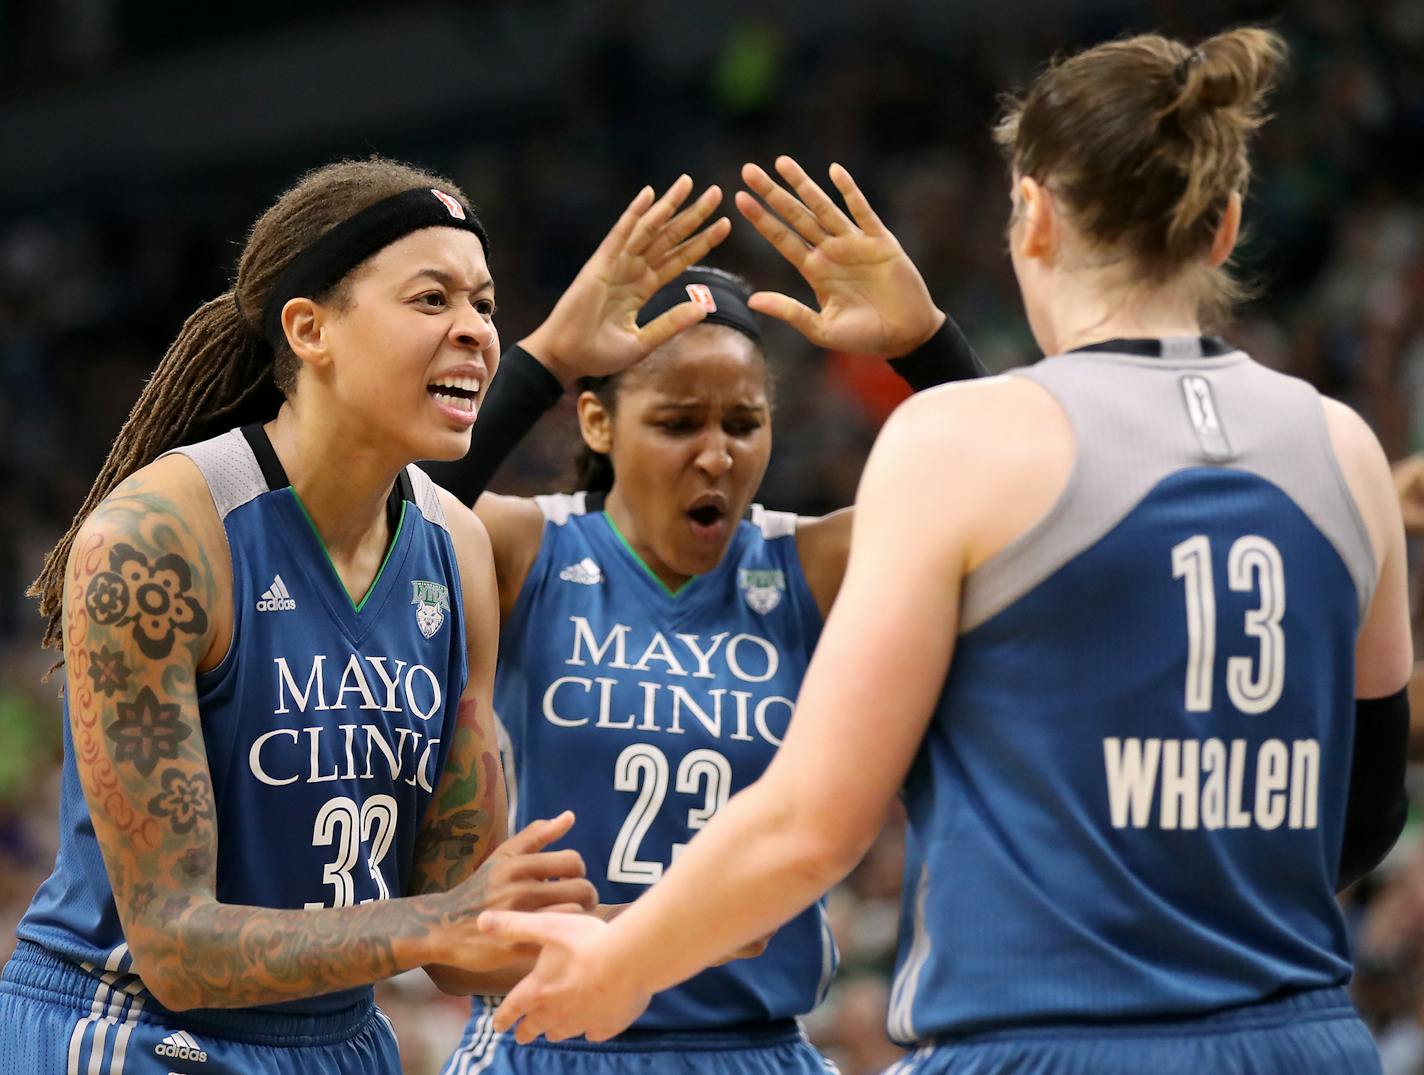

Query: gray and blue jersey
left=887, top=339, right=1376, bottom=1050
left=458, top=494, right=837, bottom=1056
left=14, top=425, right=466, bottom=1049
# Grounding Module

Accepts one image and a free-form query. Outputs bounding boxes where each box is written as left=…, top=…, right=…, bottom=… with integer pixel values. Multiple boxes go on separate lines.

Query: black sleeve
left=421, top=344, right=565, bottom=505
left=1338, top=686, right=1411, bottom=891
left=885, top=315, right=990, bottom=391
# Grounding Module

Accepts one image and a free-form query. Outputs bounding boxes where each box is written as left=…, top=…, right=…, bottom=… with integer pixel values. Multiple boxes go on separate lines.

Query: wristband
left=886, top=316, right=989, bottom=390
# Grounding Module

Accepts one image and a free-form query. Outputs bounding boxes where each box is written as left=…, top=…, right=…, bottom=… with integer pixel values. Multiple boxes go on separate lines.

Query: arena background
left=3, top=1, right=1424, bottom=1070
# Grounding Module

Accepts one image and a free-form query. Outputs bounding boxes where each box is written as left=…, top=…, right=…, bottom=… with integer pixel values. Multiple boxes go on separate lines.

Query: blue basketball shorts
left=0, top=940, right=401, bottom=1075
left=442, top=1004, right=839, bottom=1075
left=883, top=987, right=1380, bottom=1075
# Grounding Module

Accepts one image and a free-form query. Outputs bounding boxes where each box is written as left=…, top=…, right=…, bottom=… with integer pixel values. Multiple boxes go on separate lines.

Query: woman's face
left=317, top=226, right=498, bottom=463
left=589, top=324, right=772, bottom=583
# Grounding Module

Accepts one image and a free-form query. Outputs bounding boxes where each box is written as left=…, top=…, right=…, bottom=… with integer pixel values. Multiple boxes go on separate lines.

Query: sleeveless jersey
left=490, top=494, right=837, bottom=1030
left=19, top=426, right=467, bottom=1019
left=885, top=338, right=1377, bottom=1044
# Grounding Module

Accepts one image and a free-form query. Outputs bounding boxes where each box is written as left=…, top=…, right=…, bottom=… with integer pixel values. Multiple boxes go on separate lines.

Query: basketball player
left=478, top=30, right=1413, bottom=1074
left=435, top=157, right=986, bottom=1074
left=2, top=158, right=726, bottom=1073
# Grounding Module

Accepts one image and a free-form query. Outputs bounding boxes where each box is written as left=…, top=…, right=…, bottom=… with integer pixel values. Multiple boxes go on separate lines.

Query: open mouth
left=688, top=503, right=724, bottom=527
left=428, top=375, right=482, bottom=415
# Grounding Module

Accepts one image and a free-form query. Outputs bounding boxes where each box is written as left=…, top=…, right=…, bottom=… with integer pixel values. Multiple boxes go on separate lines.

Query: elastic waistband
left=493, top=1012, right=804, bottom=1053
left=2, top=941, right=377, bottom=1047
left=935, top=987, right=1359, bottom=1047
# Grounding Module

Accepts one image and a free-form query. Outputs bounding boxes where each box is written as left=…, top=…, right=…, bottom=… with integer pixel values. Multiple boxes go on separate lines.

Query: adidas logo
left=154, top=1030, right=207, bottom=1063
left=559, top=558, right=603, bottom=586
left=256, top=574, right=297, bottom=612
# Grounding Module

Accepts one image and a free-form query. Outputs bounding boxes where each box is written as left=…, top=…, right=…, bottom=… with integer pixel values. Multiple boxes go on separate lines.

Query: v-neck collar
left=599, top=512, right=700, bottom=600
left=241, top=423, right=414, bottom=618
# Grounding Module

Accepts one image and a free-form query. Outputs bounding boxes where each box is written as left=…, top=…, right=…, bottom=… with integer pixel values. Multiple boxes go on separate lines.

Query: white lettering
left=1227, top=739, right=1252, bottom=828
left=676, top=632, right=729, bottom=679
left=306, top=726, right=341, bottom=783
left=754, top=696, right=793, bottom=746
left=542, top=676, right=592, bottom=727
left=632, top=632, right=689, bottom=676
left=1255, top=739, right=1289, bottom=829
left=274, top=655, right=333, bottom=714
left=568, top=617, right=631, bottom=668
left=364, top=657, right=408, bottom=712
left=1290, top=739, right=1320, bottom=829
left=1104, top=737, right=1161, bottom=829
left=1159, top=739, right=1199, bottom=830
left=726, top=634, right=778, bottom=683
left=335, top=654, right=380, bottom=711
left=1200, top=737, right=1226, bottom=830
left=403, top=664, right=442, bottom=722
left=249, top=728, right=300, bottom=786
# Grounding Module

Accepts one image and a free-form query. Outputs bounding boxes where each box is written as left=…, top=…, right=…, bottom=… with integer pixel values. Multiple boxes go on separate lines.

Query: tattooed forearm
left=409, top=700, right=506, bottom=894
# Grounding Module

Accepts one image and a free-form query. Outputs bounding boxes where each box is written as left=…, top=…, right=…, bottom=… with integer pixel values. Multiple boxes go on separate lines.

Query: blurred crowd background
left=4, top=0, right=1424, bottom=1071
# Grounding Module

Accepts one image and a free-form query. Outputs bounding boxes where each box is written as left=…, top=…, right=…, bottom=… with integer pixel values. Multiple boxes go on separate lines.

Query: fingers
left=599, top=186, right=656, bottom=253
left=501, top=847, right=587, bottom=881
left=735, top=190, right=809, bottom=271
left=501, top=811, right=576, bottom=855
left=636, top=300, right=710, bottom=353
left=773, top=154, right=855, bottom=237
left=642, top=185, right=725, bottom=265
left=741, top=162, right=829, bottom=248
left=626, top=175, right=695, bottom=257
left=522, top=879, right=598, bottom=912
left=652, top=216, right=732, bottom=288
left=492, top=974, right=537, bottom=1032
left=746, top=291, right=823, bottom=344
left=828, top=161, right=888, bottom=237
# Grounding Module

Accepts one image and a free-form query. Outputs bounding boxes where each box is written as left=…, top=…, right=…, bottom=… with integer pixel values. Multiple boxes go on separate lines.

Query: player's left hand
left=479, top=909, right=651, bottom=1044
left=737, top=155, right=944, bottom=358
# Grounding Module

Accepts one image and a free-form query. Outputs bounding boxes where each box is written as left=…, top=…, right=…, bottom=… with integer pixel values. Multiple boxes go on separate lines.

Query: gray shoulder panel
left=750, top=503, right=798, bottom=539
left=406, top=465, right=449, bottom=532
left=164, top=429, right=267, bottom=521
left=959, top=350, right=1377, bottom=632
left=534, top=492, right=589, bottom=526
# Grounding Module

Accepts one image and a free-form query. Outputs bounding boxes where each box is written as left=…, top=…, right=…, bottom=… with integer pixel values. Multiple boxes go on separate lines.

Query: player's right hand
left=519, top=177, right=730, bottom=386
left=439, top=811, right=598, bottom=971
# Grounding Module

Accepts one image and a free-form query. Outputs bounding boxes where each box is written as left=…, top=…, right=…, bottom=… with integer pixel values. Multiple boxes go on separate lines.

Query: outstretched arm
left=478, top=391, right=982, bottom=1042
left=411, top=494, right=596, bottom=996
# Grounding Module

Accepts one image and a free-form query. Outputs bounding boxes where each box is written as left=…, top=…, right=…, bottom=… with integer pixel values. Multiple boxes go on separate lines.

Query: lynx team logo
left=431, top=188, right=466, bottom=220
left=739, top=569, right=785, bottom=615
left=411, top=580, right=451, bottom=639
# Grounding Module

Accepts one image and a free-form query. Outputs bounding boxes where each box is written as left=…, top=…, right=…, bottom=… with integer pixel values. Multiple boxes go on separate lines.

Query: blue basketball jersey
left=886, top=339, right=1378, bottom=1045
left=487, top=494, right=837, bottom=1031
left=19, top=426, right=467, bottom=1024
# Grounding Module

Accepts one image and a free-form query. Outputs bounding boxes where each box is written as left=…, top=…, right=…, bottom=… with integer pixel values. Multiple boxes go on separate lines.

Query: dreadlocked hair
left=30, top=157, right=469, bottom=656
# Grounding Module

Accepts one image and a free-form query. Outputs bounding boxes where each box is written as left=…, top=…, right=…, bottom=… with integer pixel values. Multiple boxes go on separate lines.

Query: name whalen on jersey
left=539, top=616, right=794, bottom=745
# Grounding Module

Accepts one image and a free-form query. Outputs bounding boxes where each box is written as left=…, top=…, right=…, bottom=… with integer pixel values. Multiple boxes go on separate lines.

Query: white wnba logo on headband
left=430, top=189, right=466, bottom=220
left=685, top=283, right=717, bottom=313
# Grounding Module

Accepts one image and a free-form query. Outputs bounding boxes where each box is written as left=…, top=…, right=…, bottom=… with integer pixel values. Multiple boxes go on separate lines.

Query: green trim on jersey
left=601, top=512, right=698, bottom=599
left=291, top=492, right=408, bottom=613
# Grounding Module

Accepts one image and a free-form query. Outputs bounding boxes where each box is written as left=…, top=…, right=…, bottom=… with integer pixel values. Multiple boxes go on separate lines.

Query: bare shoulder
left=1319, top=396, right=1398, bottom=562
left=70, top=454, right=230, bottom=668
left=473, top=491, right=546, bottom=550
left=435, top=487, right=498, bottom=592
left=868, top=375, right=1073, bottom=571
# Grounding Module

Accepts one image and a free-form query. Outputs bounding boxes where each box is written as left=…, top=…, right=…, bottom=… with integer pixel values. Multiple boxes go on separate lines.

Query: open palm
left=523, top=176, right=731, bottom=384
left=737, top=156, right=943, bottom=357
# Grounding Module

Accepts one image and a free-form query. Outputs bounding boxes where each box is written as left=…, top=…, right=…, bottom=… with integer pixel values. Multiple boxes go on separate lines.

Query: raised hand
left=479, top=909, right=651, bottom=1043
left=1393, top=454, right=1424, bottom=537
left=435, top=811, right=598, bottom=974
left=737, top=155, right=944, bottom=357
left=522, top=177, right=732, bottom=385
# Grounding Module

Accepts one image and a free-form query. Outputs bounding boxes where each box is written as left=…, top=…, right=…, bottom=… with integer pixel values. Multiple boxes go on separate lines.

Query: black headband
left=261, top=187, right=489, bottom=349
left=637, top=270, right=761, bottom=343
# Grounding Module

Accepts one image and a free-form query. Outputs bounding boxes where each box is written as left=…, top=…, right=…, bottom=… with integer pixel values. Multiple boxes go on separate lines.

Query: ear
left=1209, top=192, right=1242, bottom=267
left=1014, top=176, right=1057, bottom=264
left=576, top=391, right=614, bottom=455
left=280, top=297, right=331, bottom=369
